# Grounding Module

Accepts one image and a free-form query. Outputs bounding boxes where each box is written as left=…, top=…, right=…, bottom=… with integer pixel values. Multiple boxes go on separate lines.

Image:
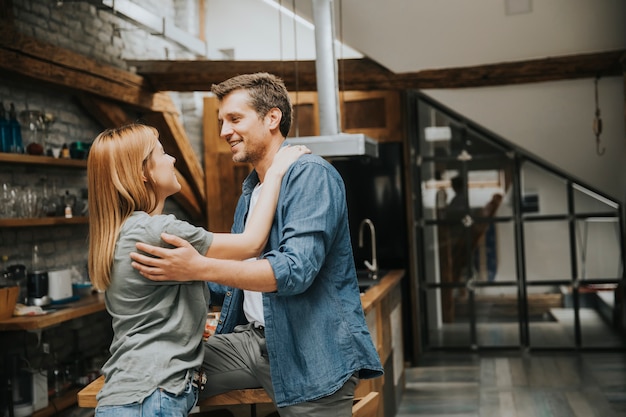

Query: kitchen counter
left=0, top=293, right=105, bottom=331
left=356, top=269, right=405, bottom=417
left=0, top=270, right=400, bottom=332
left=359, top=269, right=404, bottom=314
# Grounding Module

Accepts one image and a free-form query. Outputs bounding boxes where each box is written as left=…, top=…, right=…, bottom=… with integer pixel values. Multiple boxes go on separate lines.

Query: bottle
left=60, top=143, right=70, bottom=159
left=32, top=244, right=42, bottom=272
left=8, top=103, right=23, bottom=153
left=0, top=102, right=9, bottom=153
left=64, top=190, right=75, bottom=218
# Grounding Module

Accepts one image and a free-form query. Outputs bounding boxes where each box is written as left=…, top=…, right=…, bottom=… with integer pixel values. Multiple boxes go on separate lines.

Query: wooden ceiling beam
left=0, top=28, right=176, bottom=113
left=129, top=50, right=625, bottom=92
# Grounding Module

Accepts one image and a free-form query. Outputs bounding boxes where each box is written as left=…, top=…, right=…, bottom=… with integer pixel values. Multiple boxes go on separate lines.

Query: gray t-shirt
left=97, top=212, right=213, bottom=406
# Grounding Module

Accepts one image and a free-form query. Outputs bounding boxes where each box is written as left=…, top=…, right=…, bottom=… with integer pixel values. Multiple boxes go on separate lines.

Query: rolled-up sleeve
left=263, top=158, right=346, bottom=296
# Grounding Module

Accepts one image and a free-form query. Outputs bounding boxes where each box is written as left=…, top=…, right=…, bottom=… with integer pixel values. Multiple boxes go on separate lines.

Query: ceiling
left=132, top=0, right=624, bottom=93
left=262, top=0, right=625, bottom=74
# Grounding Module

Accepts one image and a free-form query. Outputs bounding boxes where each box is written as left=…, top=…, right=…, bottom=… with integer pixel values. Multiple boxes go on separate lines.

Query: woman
left=87, top=123, right=308, bottom=417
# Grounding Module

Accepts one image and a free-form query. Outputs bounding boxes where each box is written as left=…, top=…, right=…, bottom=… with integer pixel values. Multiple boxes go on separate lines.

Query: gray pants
left=200, top=323, right=358, bottom=417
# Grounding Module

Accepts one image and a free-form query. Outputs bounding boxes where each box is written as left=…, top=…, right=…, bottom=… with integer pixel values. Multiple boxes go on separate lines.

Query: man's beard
left=233, top=145, right=262, bottom=165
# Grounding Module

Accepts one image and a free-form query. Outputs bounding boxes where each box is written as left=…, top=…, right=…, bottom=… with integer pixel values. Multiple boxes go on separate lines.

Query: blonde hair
left=87, top=124, right=160, bottom=290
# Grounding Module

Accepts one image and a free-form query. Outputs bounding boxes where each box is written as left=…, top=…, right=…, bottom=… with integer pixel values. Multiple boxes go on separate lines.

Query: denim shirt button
left=226, top=291, right=232, bottom=297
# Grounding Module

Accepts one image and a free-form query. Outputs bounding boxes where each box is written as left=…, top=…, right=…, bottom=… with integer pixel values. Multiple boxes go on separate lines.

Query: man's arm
left=130, top=233, right=278, bottom=292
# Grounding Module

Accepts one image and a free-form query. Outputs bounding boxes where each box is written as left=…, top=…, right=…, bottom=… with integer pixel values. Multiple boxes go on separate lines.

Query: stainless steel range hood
left=287, top=0, right=379, bottom=159
left=288, top=133, right=378, bottom=158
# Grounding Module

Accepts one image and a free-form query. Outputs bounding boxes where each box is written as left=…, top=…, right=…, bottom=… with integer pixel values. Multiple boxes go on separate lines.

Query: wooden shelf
left=0, top=153, right=88, bottom=226
left=0, top=152, right=87, bottom=168
left=0, top=293, right=105, bottom=331
left=1, top=216, right=88, bottom=227
left=0, top=216, right=89, bottom=227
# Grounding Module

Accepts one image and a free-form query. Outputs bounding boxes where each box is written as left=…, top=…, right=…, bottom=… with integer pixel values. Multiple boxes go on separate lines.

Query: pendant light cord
left=292, top=0, right=299, bottom=137
left=338, top=0, right=345, bottom=107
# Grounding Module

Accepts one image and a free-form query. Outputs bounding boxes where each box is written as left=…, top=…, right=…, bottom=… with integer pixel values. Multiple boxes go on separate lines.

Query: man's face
left=217, top=89, right=271, bottom=165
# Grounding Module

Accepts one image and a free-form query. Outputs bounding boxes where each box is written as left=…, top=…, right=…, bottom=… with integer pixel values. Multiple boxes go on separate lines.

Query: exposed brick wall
left=1, top=0, right=207, bottom=264
left=1, top=1, right=207, bottom=412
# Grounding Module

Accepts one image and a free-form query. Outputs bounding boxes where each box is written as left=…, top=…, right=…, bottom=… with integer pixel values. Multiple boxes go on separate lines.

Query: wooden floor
left=397, top=351, right=626, bottom=417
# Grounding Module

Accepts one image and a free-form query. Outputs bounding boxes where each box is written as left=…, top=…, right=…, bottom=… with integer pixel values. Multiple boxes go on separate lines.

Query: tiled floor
left=397, top=351, right=626, bottom=417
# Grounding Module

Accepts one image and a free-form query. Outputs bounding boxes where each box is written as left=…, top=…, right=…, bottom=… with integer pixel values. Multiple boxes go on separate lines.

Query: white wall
left=341, top=0, right=626, bottom=73
left=205, top=0, right=360, bottom=60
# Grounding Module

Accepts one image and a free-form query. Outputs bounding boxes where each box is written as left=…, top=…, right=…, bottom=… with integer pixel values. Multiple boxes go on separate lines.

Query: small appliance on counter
left=48, top=269, right=73, bottom=302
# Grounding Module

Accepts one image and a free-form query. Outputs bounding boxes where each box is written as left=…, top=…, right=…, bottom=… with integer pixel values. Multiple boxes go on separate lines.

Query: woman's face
left=147, top=141, right=180, bottom=199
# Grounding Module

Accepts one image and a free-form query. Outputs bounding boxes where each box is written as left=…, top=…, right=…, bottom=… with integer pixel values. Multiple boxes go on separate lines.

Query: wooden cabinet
left=358, top=270, right=405, bottom=417
left=289, top=90, right=404, bottom=143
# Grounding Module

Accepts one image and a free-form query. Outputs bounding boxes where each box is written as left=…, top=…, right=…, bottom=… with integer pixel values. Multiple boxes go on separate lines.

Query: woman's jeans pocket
left=95, top=382, right=198, bottom=417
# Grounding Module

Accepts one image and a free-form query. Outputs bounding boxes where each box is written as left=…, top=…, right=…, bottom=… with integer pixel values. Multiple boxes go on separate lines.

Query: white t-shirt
left=243, top=183, right=265, bottom=327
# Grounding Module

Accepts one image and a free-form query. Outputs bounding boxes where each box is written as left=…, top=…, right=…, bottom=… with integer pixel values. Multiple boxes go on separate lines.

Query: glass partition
left=520, top=161, right=568, bottom=217
left=409, top=91, right=624, bottom=352
left=523, top=220, right=572, bottom=281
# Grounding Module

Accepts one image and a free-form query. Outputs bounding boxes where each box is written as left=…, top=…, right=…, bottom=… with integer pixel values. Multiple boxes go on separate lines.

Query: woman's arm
left=206, top=145, right=309, bottom=260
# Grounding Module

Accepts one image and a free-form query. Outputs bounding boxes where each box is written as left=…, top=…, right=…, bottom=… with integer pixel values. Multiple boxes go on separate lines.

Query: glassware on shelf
left=14, top=187, right=40, bottom=219
left=0, top=183, right=16, bottom=218
left=40, top=179, right=57, bottom=218
left=19, top=110, right=45, bottom=156
left=63, top=190, right=76, bottom=218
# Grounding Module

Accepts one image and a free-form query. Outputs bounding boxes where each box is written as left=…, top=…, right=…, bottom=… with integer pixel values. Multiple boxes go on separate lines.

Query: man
left=130, top=72, right=383, bottom=416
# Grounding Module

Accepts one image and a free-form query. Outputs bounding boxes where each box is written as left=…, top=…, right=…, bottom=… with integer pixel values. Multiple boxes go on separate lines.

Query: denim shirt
left=210, top=153, right=383, bottom=407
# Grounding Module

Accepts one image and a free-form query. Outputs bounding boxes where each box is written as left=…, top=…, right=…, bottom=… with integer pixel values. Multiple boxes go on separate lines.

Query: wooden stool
left=78, top=376, right=272, bottom=417
left=78, top=376, right=379, bottom=417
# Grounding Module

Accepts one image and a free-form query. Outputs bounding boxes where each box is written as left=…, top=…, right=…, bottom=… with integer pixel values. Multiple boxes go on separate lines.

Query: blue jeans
left=95, top=381, right=198, bottom=417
